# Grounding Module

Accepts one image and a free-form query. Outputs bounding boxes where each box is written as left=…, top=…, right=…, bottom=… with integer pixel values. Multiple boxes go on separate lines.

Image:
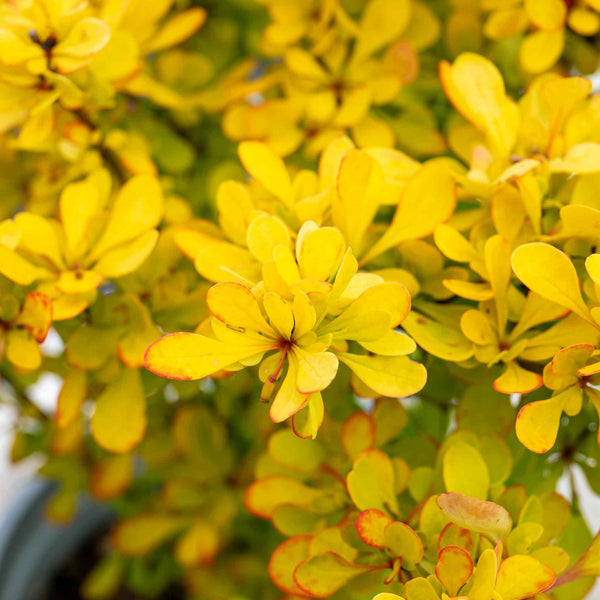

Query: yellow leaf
left=494, top=362, right=543, bottom=394
left=14, top=212, right=64, bottom=269
left=244, top=475, right=324, bottom=518
left=402, top=311, right=473, bottom=361
left=298, top=226, right=346, bottom=281
left=364, top=162, right=456, bottom=262
left=341, top=412, right=376, bottom=460
left=519, top=30, right=564, bottom=74
left=15, top=292, right=52, bottom=342
left=269, top=356, right=310, bottom=423
left=238, top=142, right=293, bottom=206
left=56, top=370, right=87, bottom=429
left=93, top=230, right=158, bottom=278
left=355, top=509, right=392, bottom=548
left=146, top=7, right=206, bottom=53
left=495, top=555, right=556, bottom=600
left=511, top=243, right=592, bottom=323
left=443, top=441, right=490, bottom=500
left=443, top=279, right=494, bottom=301
left=295, top=349, right=339, bottom=394
left=88, top=175, right=163, bottom=261
left=435, top=545, right=473, bottom=597
left=524, top=0, right=566, bottom=31
left=56, top=270, right=103, bottom=294
left=292, top=392, right=324, bottom=439
left=91, top=369, right=147, bottom=453
left=247, top=214, right=290, bottom=263
left=175, top=522, right=218, bottom=567
left=56, top=18, right=111, bottom=58
left=549, top=142, right=600, bottom=173
left=516, top=386, right=578, bottom=453
left=91, top=453, right=134, bottom=500
left=439, top=53, right=518, bottom=157
left=354, top=0, right=412, bottom=60
left=145, top=332, right=271, bottom=380
left=334, top=149, right=384, bottom=253
left=437, top=492, right=512, bottom=542
left=6, top=328, right=41, bottom=371
left=338, top=353, right=426, bottom=398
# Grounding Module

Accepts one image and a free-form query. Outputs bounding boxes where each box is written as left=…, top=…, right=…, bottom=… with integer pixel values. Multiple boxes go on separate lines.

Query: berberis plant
left=3, top=0, right=600, bottom=599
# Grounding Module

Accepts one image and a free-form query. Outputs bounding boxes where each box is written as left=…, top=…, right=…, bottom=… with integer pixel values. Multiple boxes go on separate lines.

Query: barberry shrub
left=2, top=1, right=600, bottom=599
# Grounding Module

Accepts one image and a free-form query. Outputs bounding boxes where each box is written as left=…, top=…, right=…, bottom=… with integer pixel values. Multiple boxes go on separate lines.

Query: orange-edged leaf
left=346, top=449, right=399, bottom=515
left=293, top=552, right=380, bottom=598
left=438, top=523, right=473, bottom=554
left=493, top=362, right=543, bottom=394
left=145, top=332, right=271, bottom=381
left=495, top=555, right=556, bottom=600
left=515, top=387, right=575, bottom=453
left=341, top=411, right=376, bottom=460
left=15, top=292, right=52, bottom=342
left=435, top=546, right=473, bottom=596
left=269, top=536, right=312, bottom=597
left=175, top=521, right=219, bottom=567
left=384, top=521, right=424, bottom=563
left=355, top=509, right=392, bottom=548
left=437, top=492, right=512, bottom=542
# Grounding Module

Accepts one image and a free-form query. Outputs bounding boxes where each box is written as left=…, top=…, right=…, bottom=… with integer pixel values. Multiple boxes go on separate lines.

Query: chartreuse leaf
left=244, top=475, right=324, bottom=518
left=495, top=555, right=556, bottom=600
left=384, top=521, right=423, bottom=563
left=355, top=509, right=392, bottom=548
left=293, top=552, right=380, bottom=598
left=435, top=545, right=473, bottom=596
left=269, top=536, right=312, bottom=596
left=346, top=449, right=399, bottom=515
left=511, top=243, right=593, bottom=324
left=468, top=549, right=497, bottom=600
left=90, top=454, right=134, bottom=500
left=112, top=514, right=187, bottom=556
left=437, top=493, right=512, bottom=543
left=402, top=311, right=473, bottom=361
left=404, top=577, right=439, bottom=600
left=443, top=441, right=490, bottom=500
left=91, top=369, right=146, bottom=453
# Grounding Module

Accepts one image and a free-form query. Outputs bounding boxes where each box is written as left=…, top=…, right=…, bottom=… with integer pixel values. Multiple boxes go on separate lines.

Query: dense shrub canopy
left=2, top=1, right=600, bottom=599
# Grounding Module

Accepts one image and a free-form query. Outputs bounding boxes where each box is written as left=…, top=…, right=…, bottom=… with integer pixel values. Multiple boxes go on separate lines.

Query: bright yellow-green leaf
left=384, top=521, right=423, bottom=563
left=443, top=441, right=490, bottom=500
